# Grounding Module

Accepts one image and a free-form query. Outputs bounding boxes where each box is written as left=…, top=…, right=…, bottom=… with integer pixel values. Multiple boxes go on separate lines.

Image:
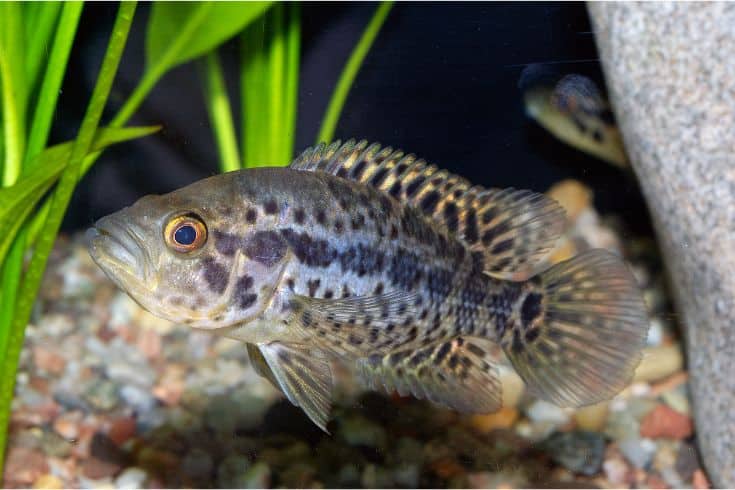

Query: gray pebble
left=83, top=379, right=119, bottom=411
left=542, top=430, right=606, bottom=476
left=618, top=438, right=657, bottom=469
left=119, top=385, right=157, bottom=414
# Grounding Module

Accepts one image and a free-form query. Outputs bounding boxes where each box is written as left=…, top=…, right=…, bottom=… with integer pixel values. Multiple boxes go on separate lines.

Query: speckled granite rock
left=588, top=3, right=735, bottom=486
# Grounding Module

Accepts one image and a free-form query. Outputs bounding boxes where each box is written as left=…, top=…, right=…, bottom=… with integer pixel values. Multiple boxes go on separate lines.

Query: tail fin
left=503, top=249, right=648, bottom=407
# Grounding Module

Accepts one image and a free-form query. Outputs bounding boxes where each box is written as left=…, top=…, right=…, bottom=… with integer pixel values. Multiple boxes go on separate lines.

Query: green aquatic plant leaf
left=25, top=2, right=84, bottom=165
left=22, top=2, right=62, bottom=98
left=0, top=4, right=138, bottom=472
left=0, top=125, right=160, bottom=265
left=317, top=1, right=393, bottom=144
left=0, top=1, right=27, bottom=185
left=113, top=1, right=271, bottom=127
left=240, top=2, right=300, bottom=168
left=146, top=1, right=271, bottom=74
left=201, top=51, right=241, bottom=172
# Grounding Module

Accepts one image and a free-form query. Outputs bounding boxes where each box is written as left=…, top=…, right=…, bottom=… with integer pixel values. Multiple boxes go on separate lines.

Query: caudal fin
left=503, top=249, right=648, bottom=407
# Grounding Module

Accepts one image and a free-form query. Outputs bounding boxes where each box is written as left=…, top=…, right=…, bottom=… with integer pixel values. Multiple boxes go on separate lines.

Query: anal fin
left=257, top=342, right=334, bottom=432
left=358, top=336, right=502, bottom=414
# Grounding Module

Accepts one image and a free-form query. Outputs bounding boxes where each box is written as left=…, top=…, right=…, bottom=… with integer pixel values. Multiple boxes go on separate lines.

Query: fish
left=86, top=139, right=649, bottom=431
left=519, top=64, right=630, bottom=168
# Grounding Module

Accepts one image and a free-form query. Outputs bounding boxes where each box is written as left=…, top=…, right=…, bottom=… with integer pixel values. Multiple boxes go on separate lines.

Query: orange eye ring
left=164, top=213, right=207, bottom=253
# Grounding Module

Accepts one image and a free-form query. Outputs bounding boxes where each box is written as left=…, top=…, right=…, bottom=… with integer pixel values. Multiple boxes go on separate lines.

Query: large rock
left=587, top=3, right=735, bottom=486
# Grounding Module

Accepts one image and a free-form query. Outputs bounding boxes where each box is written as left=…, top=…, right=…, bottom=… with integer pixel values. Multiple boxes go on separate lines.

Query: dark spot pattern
left=521, top=292, right=544, bottom=328
left=201, top=257, right=228, bottom=294
left=243, top=230, right=288, bottom=267
left=245, top=208, right=258, bottom=224
left=280, top=229, right=336, bottom=267
left=264, top=199, right=279, bottom=215
left=307, top=278, right=321, bottom=297
left=213, top=230, right=242, bottom=257
left=294, top=208, right=305, bottom=225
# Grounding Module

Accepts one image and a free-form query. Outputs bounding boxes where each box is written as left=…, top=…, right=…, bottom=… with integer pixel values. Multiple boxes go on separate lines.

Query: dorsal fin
left=291, top=140, right=566, bottom=279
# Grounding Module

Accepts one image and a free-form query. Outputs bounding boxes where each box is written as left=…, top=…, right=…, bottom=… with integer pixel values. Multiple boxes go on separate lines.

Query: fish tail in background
left=502, top=249, right=649, bottom=407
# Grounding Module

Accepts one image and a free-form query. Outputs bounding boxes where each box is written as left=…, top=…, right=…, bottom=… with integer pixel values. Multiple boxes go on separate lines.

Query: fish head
left=86, top=173, right=288, bottom=330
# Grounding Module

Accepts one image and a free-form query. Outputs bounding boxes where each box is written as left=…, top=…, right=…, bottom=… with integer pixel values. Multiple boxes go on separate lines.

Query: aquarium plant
left=0, top=0, right=392, bottom=473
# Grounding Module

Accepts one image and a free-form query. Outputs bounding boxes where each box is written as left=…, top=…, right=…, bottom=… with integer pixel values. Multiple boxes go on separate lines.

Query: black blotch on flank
left=280, top=229, right=336, bottom=267
left=307, top=278, right=321, bottom=297
left=315, top=209, right=327, bottom=225
left=201, top=257, right=228, bottom=294
left=334, top=219, right=344, bottom=234
left=294, top=207, right=306, bottom=225
left=213, top=231, right=242, bottom=257
left=324, top=289, right=334, bottom=299
left=243, top=230, right=288, bottom=267
left=374, top=282, right=384, bottom=295
left=521, top=292, right=543, bottom=327
left=245, top=208, right=257, bottom=224
left=264, top=199, right=279, bottom=215
left=234, top=275, right=255, bottom=308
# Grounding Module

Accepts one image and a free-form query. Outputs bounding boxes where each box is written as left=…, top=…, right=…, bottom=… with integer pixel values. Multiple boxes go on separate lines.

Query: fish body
left=87, top=140, right=648, bottom=430
left=520, top=65, right=629, bottom=168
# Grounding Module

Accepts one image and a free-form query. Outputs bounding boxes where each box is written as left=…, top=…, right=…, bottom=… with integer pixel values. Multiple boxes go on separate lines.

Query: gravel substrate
left=4, top=180, right=710, bottom=488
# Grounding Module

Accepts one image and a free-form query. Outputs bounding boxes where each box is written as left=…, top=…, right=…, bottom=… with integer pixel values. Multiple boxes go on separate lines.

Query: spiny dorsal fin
left=291, top=140, right=566, bottom=279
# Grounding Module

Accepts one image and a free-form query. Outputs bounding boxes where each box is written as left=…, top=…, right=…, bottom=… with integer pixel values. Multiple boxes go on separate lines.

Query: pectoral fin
left=246, top=342, right=280, bottom=389
left=258, top=342, right=334, bottom=432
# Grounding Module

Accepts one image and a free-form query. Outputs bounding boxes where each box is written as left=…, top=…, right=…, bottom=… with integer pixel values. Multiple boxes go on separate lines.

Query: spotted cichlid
left=520, top=64, right=629, bottom=168
left=87, top=140, right=648, bottom=430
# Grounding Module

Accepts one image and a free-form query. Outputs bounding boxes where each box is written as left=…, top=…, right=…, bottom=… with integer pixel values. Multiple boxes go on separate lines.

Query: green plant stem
left=25, top=1, right=84, bottom=165
left=201, top=51, right=241, bottom=172
left=0, top=1, right=26, bottom=186
left=317, top=1, right=393, bottom=144
left=0, top=1, right=138, bottom=471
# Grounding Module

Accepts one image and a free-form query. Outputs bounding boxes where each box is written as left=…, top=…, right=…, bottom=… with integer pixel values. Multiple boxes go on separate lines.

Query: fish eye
left=164, top=213, right=207, bottom=253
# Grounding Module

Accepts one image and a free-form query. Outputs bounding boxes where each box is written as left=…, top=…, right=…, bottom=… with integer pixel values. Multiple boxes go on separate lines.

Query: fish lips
left=86, top=216, right=148, bottom=287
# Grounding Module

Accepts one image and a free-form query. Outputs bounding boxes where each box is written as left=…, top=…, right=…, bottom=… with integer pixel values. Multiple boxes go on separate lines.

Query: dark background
left=56, top=2, right=651, bottom=236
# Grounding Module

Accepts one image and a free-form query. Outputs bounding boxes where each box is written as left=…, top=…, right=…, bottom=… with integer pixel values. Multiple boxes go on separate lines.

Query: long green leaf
left=240, top=3, right=300, bottom=168
left=317, top=1, right=393, bottom=144
left=200, top=51, right=241, bottom=172
left=23, top=2, right=62, bottom=96
left=0, top=3, right=138, bottom=471
left=25, top=2, right=84, bottom=164
left=0, top=1, right=27, bottom=185
left=112, top=1, right=271, bottom=128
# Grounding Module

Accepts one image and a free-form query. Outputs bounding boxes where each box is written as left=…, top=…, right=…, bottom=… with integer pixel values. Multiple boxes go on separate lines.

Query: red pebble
left=3, top=447, right=49, bottom=486
left=108, top=416, right=137, bottom=446
left=640, top=405, right=693, bottom=439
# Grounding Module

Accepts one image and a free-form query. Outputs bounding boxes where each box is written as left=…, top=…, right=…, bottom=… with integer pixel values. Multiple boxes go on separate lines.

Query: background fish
left=519, top=64, right=630, bottom=168
left=87, top=140, right=648, bottom=431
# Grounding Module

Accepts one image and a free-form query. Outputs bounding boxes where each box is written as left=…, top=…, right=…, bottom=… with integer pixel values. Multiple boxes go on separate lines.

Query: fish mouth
left=86, top=216, right=149, bottom=287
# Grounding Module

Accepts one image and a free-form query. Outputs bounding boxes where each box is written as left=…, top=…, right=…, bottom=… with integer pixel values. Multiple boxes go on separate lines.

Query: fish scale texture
left=588, top=3, right=735, bottom=486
